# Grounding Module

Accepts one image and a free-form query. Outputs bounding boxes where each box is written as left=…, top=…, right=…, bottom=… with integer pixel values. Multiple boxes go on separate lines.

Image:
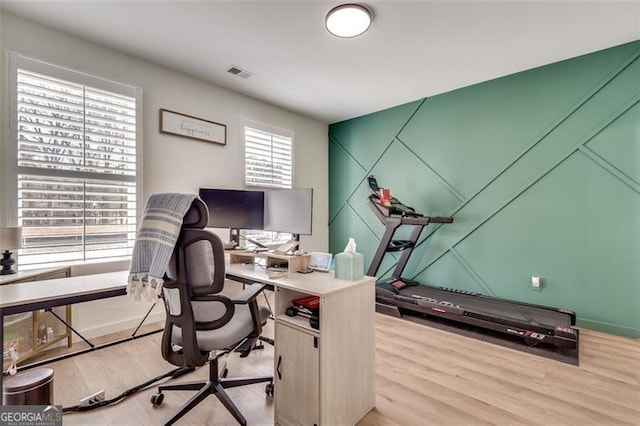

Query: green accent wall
left=328, top=40, right=640, bottom=338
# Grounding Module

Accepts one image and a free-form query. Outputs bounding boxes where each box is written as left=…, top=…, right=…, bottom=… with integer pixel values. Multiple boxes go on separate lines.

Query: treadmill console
left=367, top=175, right=420, bottom=217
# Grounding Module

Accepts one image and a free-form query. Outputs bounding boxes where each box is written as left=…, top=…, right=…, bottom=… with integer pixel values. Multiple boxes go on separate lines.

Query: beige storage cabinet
left=273, top=279, right=375, bottom=426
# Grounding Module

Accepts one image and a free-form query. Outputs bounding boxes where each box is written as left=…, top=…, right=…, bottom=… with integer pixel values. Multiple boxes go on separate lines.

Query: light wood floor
left=24, top=310, right=640, bottom=425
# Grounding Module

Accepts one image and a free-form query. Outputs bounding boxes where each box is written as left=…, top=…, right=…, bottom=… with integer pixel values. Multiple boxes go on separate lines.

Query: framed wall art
left=159, top=108, right=226, bottom=145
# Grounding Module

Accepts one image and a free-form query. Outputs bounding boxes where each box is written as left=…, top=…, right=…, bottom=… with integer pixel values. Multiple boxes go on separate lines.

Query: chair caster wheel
left=265, top=382, right=274, bottom=397
left=151, top=392, right=164, bottom=406
left=221, top=367, right=228, bottom=378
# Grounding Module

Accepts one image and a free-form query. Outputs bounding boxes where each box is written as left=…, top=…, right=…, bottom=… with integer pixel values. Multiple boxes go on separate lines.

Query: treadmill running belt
left=405, top=286, right=572, bottom=327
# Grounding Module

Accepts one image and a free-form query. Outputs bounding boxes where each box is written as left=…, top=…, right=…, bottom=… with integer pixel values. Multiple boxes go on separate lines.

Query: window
left=243, top=120, right=293, bottom=245
left=6, top=53, right=141, bottom=269
left=244, top=121, right=293, bottom=189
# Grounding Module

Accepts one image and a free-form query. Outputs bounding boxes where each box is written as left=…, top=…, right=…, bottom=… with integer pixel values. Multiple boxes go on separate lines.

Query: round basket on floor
left=2, top=368, right=54, bottom=405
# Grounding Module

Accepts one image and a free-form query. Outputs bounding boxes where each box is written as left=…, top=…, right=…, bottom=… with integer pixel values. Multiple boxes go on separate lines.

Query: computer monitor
left=264, top=188, right=313, bottom=240
left=198, top=188, right=264, bottom=246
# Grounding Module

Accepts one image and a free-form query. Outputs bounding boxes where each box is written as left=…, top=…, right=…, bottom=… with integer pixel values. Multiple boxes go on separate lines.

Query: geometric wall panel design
left=329, top=137, right=367, bottom=221
left=369, top=140, right=462, bottom=217
left=328, top=201, right=386, bottom=270
left=397, top=40, right=640, bottom=199
left=329, top=40, right=640, bottom=338
left=413, top=252, right=488, bottom=296
left=329, top=99, right=422, bottom=172
left=455, top=152, right=640, bottom=334
left=585, top=102, right=640, bottom=186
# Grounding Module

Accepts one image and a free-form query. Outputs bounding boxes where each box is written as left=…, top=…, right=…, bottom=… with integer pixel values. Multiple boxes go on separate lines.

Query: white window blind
left=9, top=54, right=139, bottom=269
left=243, top=121, right=293, bottom=245
left=244, top=122, right=293, bottom=188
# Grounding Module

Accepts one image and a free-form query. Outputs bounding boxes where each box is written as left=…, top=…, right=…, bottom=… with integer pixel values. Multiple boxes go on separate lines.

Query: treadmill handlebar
left=429, top=216, right=454, bottom=224
left=368, top=195, right=454, bottom=225
left=400, top=215, right=454, bottom=225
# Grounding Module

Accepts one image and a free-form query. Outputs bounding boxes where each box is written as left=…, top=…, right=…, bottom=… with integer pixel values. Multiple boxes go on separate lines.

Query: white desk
left=227, top=263, right=376, bottom=426
left=226, top=261, right=369, bottom=296
left=1, top=266, right=376, bottom=425
left=0, top=271, right=128, bottom=313
left=0, top=267, right=70, bottom=286
left=1, top=267, right=73, bottom=370
left=0, top=271, right=129, bottom=401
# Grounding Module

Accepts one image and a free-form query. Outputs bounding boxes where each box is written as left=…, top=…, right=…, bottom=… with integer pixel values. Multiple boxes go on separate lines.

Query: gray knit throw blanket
left=127, top=193, right=197, bottom=301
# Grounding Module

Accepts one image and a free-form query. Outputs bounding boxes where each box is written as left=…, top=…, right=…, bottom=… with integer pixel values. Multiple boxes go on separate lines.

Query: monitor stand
left=230, top=229, right=268, bottom=250
left=229, top=228, right=241, bottom=249
left=274, top=239, right=300, bottom=255
left=273, top=234, right=301, bottom=254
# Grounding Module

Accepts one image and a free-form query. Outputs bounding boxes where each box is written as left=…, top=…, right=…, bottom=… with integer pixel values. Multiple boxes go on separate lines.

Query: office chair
left=150, top=197, right=273, bottom=426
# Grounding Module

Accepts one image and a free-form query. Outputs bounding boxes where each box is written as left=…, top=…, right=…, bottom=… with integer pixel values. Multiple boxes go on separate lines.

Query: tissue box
left=334, top=251, right=364, bottom=281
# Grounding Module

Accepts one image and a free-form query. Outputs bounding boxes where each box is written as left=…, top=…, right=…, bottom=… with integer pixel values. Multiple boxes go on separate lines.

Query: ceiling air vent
left=227, top=65, right=254, bottom=79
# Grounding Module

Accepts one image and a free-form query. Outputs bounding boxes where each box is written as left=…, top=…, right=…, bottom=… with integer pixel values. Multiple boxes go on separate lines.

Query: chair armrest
left=231, top=283, right=266, bottom=304
left=231, top=283, right=268, bottom=340
left=191, top=294, right=235, bottom=331
left=192, top=294, right=233, bottom=303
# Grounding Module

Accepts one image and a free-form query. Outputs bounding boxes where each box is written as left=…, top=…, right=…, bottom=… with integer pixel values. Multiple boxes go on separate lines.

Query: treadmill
left=367, top=176, right=578, bottom=349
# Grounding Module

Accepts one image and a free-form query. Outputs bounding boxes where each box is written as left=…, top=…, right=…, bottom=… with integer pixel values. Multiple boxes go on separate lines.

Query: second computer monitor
left=264, top=188, right=313, bottom=238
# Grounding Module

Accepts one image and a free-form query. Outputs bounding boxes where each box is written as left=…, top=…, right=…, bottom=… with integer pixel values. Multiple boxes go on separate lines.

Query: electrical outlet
left=531, top=276, right=541, bottom=291
left=80, top=390, right=105, bottom=406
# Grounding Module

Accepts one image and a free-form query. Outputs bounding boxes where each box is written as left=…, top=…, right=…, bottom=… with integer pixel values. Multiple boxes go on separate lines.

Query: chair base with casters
left=151, top=348, right=273, bottom=426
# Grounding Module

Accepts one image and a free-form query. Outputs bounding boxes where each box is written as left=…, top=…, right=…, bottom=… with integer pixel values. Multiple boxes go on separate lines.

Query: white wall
left=0, top=12, right=328, bottom=340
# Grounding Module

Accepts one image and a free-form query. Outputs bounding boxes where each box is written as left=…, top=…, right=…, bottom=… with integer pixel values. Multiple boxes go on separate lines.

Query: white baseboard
left=71, top=311, right=165, bottom=343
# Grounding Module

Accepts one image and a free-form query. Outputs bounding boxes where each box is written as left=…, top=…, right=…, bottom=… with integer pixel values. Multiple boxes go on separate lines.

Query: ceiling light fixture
left=325, top=4, right=372, bottom=38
